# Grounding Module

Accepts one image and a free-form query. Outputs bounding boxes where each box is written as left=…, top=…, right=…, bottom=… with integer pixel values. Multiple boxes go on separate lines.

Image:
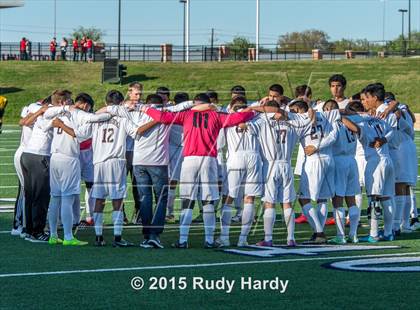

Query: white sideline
left=0, top=252, right=418, bottom=279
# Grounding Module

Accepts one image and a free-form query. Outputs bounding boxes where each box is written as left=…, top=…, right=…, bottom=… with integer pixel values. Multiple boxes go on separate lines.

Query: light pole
left=186, top=0, right=190, bottom=63
left=118, top=0, right=121, bottom=60
left=398, top=9, right=408, bottom=56
left=180, top=0, right=186, bottom=62
left=54, top=0, right=56, bottom=38
left=381, top=0, right=386, bottom=43
left=408, top=0, right=411, bottom=48
left=256, top=0, right=260, bottom=61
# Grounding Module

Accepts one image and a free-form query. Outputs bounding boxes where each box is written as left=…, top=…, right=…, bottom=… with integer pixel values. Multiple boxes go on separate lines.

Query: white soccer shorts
left=334, top=155, right=360, bottom=197
left=263, top=160, right=296, bottom=204
left=92, top=158, right=127, bottom=200
left=396, top=140, right=417, bottom=186
left=355, top=154, right=367, bottom=187
left=364, top=156, right=395, bottom=197
left=50, top=153, right=81, bottom=196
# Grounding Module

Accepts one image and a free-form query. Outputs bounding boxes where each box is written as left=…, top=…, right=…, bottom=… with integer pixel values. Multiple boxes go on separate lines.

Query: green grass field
left=1, top=58, right=420, bottom=124
left=0, top=121, right=420, bottom=309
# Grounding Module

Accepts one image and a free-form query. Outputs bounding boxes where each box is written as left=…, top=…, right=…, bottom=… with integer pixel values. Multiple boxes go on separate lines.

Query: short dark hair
left=193, top=93, right=211, bottom=104
left=269, top=84, right=284, bottom=95
left=230, top=96, right=247, bottom=107
left=351, top=92, right=361, bottom=101
left=146, top=94, right=163, bottom=105
left=362, top=84, right=385, bottom=102
left=347, top=100, right=365, bottom=112
left=289, top=100, right=309, bottom=112
left=328, top=74, right=347, bottom=88
left=105, top=90, right=124, bottom=106
left=174, top=92, right=189, bottom=104
left=42, top=95, right=52, bottom=105
left=206, top=90, right=218, bottom=101
left=295, top=85, right=312, bottom=98
left=156, top=86, right=170, bottom=98
left=51, top=90, right=72, bottom=105
left=384, top=92, right=395, bottom=101
left=323, top=99, right=339, bottom=111
left=265, top=100, right=280, bottom=108
left=75, top=92, right=94, bottom=110
left=230, top=85, right=246, bottom=97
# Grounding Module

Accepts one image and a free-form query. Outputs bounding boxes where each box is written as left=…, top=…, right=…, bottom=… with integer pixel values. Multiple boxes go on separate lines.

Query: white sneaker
left=410, top=222, right=420, bottom=231
left=215, top=237, right=230, bottom=248
left=237, top=240, right=248, bottom=247
left=11, top=226, right=23, bottom=236
left=231, top=214, right=241, bottom=223
left=401, top=227, right=414, bottom=234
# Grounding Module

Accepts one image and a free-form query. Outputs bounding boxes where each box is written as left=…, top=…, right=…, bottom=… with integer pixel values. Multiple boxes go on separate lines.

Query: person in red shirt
left=50, top=37, right=57, bottom=61
left=20, top=37, right=27, bottom=60
left=86, top=37, right=94, bottom=62
left=142, top=93, right=255, bottom=248
left=72, top=37, right=79, bottom=61
left=80, top=36, right=87, bottom=61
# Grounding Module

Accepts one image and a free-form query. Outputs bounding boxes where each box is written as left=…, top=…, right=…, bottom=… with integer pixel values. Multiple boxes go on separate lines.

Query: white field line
left=0, top=252, right=419, bottom=279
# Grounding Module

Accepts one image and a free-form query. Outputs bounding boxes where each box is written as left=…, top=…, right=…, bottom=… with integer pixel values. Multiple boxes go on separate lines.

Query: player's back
left=332, top=119, right=357, bottom=157
left=359, top=117, right=390, bottom=159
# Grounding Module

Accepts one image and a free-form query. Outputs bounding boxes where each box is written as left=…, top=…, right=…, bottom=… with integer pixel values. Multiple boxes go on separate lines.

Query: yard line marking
left=0, top=186, right=18, bottom=188
left=0, top=163, right=13, bottom=166
left=0, top=252, right=418, bottom=278
left=0, top=173, right=17, bottom=176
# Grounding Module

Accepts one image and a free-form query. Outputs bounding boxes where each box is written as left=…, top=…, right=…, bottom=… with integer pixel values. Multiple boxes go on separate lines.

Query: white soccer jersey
left=91, top=116, right=138, bottom=164
left=375, top=104, right=400, bottom=150
left=19, top=102, right=43, bottom=148
left=332, top=119, right=358, bottom=156
left=248, top=112, right=310, bottom=162
left=23, top=114, right=54, bottom=156
left=300, top=110, right=341, bottom=157
left=357, top=116, right=392, bottom=159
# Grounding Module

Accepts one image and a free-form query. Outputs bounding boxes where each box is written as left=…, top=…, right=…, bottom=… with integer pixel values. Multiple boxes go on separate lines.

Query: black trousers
left=20, top=153, right=50, bottom=235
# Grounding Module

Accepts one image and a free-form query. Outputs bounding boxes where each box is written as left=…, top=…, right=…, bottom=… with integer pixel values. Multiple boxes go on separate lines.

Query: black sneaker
left=27, top=232, right=50, bottom=243
left=171, top=240, right=188, bottom=249
left=313, top=233, right=327, bottom=244
left=147, top=235, right=164, bottom=249
left=204, top=241, right=217, bottom=249
left=112, top=236, right=134, bottom=247
left=303, top=233, right=317, bottom=244
left=410, top=217, right=419, bottom=226
left=140, top=239, right=153, bottom=248
left=95, top=235, right=106, bottom=247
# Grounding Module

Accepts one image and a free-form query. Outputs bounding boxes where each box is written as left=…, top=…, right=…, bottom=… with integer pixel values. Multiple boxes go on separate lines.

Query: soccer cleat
left=11, top=226, right=23, bottom=236
left=381, top=234, right=395, bottom=241
left=359, top=235, right=379, bottom=243
left=287, top=240, right=297, bottom=247
left=231, top=214, right=241, bottom=223
left=256, top=240, right=273, bottom=247
left=171, top=241, right=188, bottom=249
left=147, top=235, right=164, bottom=249
left=327, top=236, right=347, bottom=245
left=140, top=239, right=153, bottom=248
left=237, top=240, right=248, bottom=247
left=400, top=228, right=413, bottom=234
left=192, top=213, right=203, bottom=223
left=112, top=238, right=134, bottom=248
left=165, top=214, right=176, bottom=224
left=63, top=238, right=88, bottom=246
left=295, top=214, right=308, bottom=224
left=95, top=236, right=106, bottom=247
left=302, top=233, right=317, bottom=244
left=48, top=236, right=63, bottom=245
left=204, top=241, right=217, bottom=249
left=325, top=217, right=336, bottom=226
left=313, top=233, right=327, bottom=244
left=26, top=232, right=50, bottom=243
left=347, top=235, right=359, bottom=244
left=214, top=237, right=230, bottom=248
left=410, top=222, right=420, bottom=231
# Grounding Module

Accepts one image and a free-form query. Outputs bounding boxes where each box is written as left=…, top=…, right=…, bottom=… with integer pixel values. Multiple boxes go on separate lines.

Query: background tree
left=277, top=29, right=330, bottom=51
left=226, top=36, right=255, bottom=60
left=71, top=26, right=105, bottom=42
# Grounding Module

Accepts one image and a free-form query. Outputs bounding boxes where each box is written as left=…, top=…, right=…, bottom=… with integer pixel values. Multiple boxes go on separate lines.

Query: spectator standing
left=20, top=37, right=27, bottom=60
left=26, top=39, right=32, bottom=60
left=80, top=36, right=87, bottom=61
left=50, top=37, right=57, bottom=61
left=72, top=37, right=79, bottom=61
left=86, top=37, right=94, bottom=62
left=60, top=38, right=68, bottom=61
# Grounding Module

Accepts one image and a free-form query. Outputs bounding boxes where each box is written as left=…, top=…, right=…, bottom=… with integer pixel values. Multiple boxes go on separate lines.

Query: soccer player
left=356, top=85, right=395, bottom=242
left=166, top=92, right=190, bottom=224
left=323, top=100, right=361, bottom=244
left=215, top=96, right=263, bottom=247
left=245, top=100, right=312, bottom=247
left=42, top=92, right=111, bottom=246
left=142, top=93, right=255, bottom=248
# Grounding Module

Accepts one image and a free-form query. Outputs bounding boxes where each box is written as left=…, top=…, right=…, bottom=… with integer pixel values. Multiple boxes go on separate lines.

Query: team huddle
left=10, top=74, right=420, bottom=249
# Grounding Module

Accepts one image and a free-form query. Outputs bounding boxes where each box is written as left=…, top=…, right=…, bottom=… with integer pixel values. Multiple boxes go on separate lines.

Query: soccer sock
left=393, top=196, right=405, bottom=231
left=410, top=187, right=418, bottom=218
left=72, top=194, right=81, bottom=225
left=308, top=204, right=323, bottom=233
left=220, top=204, right=233, bottom=241
left=85, top=188, right=95, bottom=219
left=317, top=202, right=328, bottom=228
left=203, top=204, right=216, bottom=244
left=283, top=208, right=295, bottom=241
left=348, top=205, right=360, bottom=238
left=263, top=208, right=276, bottom=242
left=334, top=207, right=346, bottom=238
left=93, top=212, right=104, bottom=236
left=369, top=201, right=379, bottom=238
left=179, top=208, right=193, bottom=243
left=355, top=193, right=363, bottom=210
left=112, top=210, right=124, bottom=237
left=167, top=189, right=176, bottom=216
left=402, top=195, right=412, bottom=230
left=48, top=196, right=61, bottom=237
left=381, top=199, right=393, bottom=237
left=302, top=203, right=317, bottom=231
left=239, top=203, right=254, bottom=243
left=61, top=195, right=76, bottom=241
